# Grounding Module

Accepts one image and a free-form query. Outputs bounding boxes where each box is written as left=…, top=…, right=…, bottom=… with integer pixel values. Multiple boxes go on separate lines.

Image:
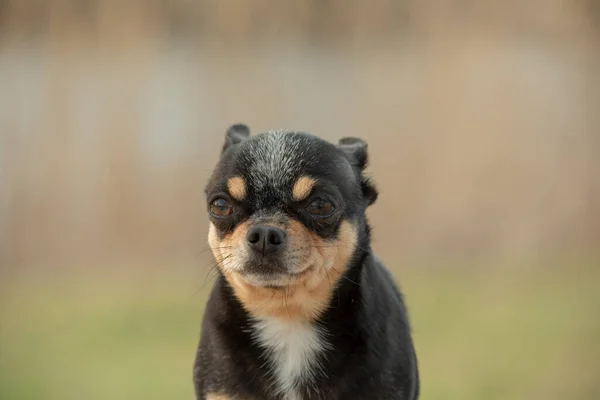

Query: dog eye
left=210, top=198, right=234, bottom=217
left=306, top=198, right=335, bottom=217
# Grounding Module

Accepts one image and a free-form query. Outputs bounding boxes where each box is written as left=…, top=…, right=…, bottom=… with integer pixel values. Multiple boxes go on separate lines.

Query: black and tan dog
left=194, top=125, right=419, bottom=400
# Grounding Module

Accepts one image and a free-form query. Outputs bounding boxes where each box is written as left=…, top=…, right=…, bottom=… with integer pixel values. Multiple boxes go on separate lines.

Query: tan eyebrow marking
left=292, top=176, right=317, bottom=202
left=227, top=176, right=246, bottom=201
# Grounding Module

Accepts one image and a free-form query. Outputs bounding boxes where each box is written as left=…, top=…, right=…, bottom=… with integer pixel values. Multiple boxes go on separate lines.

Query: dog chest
left=251, top=317, right=328, bottom=399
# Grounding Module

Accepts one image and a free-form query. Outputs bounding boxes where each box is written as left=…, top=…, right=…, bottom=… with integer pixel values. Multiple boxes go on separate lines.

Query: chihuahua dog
left=194, top=125, right=419, bottom=400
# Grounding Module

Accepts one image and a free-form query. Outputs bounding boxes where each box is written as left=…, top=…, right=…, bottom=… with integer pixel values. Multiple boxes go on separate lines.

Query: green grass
left=1, top=263, right=599, bottom=399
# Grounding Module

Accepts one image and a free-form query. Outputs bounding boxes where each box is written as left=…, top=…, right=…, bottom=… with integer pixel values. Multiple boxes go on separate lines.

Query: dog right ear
left=222, top=124, right=250, bottom=154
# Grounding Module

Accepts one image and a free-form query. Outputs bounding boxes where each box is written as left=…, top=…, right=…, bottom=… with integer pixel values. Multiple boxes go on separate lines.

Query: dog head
left=205, top=124, right=378, bottom=320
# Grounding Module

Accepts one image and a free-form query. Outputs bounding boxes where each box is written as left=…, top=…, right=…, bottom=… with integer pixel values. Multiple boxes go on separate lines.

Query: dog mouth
left=237, top=263, right=312, bottom=288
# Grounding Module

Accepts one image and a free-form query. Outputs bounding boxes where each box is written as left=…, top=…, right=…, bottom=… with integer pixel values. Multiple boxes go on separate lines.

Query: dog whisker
left=200, top=254, right=233, bottom=288
left=329, top=267, right=360, bottom=286
left=324, top=267, right=340, bottom=308
left=255, top=289, right=278, bottom=314
left=196, top=245, right=234, bottom=254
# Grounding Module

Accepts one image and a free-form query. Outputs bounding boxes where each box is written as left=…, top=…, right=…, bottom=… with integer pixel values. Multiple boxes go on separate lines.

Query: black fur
left=222, top=123, right=251, bottom=154
left=194, top=125, right=419, bottom=400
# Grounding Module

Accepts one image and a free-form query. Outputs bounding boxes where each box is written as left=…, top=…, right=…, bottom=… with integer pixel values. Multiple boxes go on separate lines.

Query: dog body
left=194, top=125, right=419, bottom=400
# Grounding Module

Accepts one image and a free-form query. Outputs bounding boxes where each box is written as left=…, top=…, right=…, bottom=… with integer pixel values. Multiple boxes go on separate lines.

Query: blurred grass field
left=1, top=262, right=598, bottom=400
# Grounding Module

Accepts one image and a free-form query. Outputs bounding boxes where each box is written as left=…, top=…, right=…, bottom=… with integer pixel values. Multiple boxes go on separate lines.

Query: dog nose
left=246, top=225, right=286, bottom=255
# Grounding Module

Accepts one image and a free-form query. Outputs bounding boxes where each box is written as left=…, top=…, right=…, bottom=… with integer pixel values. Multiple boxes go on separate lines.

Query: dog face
left=205, top=124, right=377, bottom=320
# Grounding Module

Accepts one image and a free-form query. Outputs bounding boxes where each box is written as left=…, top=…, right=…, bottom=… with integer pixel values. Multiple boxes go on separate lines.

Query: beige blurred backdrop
left=1, top=1, right=599, bottom=399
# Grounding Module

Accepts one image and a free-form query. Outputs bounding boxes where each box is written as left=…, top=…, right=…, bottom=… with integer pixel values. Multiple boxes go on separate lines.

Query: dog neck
left=214, top=248, right=369, bottom=399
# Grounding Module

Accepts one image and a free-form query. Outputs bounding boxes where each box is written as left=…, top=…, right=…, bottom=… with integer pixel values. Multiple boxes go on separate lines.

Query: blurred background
left=1, top=1, right=599, bottom=399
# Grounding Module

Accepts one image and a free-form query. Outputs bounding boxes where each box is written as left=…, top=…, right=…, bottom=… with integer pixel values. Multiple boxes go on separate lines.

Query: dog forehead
left=237, top=131, right=326, bottom=195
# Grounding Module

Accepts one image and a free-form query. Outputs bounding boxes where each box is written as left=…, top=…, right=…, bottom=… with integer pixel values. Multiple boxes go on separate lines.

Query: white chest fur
left=252, top=317, right=328, bottom=399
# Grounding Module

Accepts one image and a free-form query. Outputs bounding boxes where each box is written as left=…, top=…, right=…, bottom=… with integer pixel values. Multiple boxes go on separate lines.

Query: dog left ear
left=338, top=137, right=378, bottom=206
left=222, top=123, right=251, bottom=154
left=338, top=137, right=368, bottom=169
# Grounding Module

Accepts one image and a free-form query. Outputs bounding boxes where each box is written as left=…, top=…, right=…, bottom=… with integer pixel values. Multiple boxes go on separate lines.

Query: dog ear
left=222, top=124, right=250, bottom=154
left=360, top=176, right=378, bottom=206
left=338, top=137, right=378, bottom=206
left=338, top=137, right=368, bottom=169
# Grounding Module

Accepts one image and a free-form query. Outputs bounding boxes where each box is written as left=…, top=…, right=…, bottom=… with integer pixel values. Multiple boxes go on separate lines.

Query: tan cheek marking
left=223, top=219, right=358, bottom=322
left=206, top=394, right=233, bottom=400
left=227, top=176, right=246, bottom=201
left=292, top=176, right=317, bottom=202
left=208, top=223, right=220, bottom=256
left=208, top=221, right=250, bottom=273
